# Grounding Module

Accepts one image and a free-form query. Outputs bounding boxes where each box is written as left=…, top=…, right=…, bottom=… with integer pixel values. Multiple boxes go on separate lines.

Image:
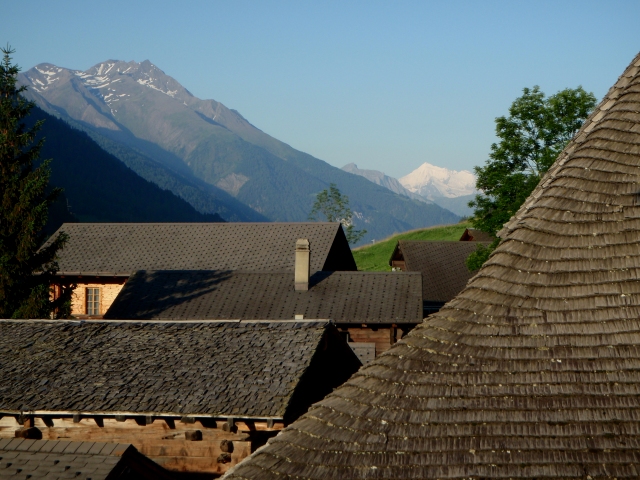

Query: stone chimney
left=295, top=239, right=310, bottom=291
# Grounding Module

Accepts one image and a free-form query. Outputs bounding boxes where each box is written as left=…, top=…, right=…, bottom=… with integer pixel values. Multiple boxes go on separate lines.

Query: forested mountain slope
left=28, top=107, right=224, bottom=226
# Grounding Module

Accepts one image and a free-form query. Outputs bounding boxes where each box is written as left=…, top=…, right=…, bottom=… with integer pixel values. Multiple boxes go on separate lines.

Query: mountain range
left=342, top=162, right=477, bottom=217
left=19, top=60, right=459, bottom=243
left=27, top=106, right=224, bottom=231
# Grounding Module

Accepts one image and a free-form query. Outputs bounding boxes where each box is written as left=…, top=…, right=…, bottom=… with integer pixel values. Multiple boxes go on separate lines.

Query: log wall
left=0, top=416, right=281, bottom=476
left=339, top=324, right=416, bottom=356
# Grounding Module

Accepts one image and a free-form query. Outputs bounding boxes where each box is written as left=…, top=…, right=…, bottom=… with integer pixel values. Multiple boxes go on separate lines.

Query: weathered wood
left=15, top=427, right=41, bottom=439
left=345, top=326, right=395, bottom=355
left=185, top=430, right=202, bottom=441
left=0, top=415, right=254, bottom=474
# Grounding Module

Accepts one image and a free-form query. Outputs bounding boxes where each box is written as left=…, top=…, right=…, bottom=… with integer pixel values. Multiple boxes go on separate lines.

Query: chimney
left=295, top=239, right=310, bottom=291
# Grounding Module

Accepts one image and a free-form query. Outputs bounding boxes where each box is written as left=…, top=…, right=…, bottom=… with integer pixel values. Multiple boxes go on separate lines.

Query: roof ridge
left=499, top=51, right=640, bottom=237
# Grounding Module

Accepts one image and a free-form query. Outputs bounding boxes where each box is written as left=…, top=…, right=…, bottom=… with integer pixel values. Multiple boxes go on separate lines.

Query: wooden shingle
left=223, top=53, right=640, bottom=479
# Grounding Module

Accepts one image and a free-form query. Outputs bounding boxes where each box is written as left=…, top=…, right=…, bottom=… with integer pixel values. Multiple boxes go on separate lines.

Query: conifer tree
left=0, top=45, right=73, bottom=318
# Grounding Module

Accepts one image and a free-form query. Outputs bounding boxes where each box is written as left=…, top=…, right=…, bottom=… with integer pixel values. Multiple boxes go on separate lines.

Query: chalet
left=104, top=266, right=423, bottom=363
left=459, top=227, right=494, bottom=241
left=0, top=439, right=175, bottom=479
left=0, top=319, right=361, bottom=477
left=389, top=240, right=490, bottom=314
left=222, top=53, right=640, bottom=479
left=44, top=222, right=355, bottom=318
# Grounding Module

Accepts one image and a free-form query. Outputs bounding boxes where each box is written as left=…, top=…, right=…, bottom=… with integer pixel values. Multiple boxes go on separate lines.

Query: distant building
left=44, top=222, right=355, bottom=318
left=459, top=227, right=494, bottom=242
left=389, top=240, right=490, bottom=314
left=0, top=319, right=361, bottom=476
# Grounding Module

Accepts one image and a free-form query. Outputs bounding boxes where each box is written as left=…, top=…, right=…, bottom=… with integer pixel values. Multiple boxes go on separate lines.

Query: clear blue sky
left=4, top=1, right=640, bottom=178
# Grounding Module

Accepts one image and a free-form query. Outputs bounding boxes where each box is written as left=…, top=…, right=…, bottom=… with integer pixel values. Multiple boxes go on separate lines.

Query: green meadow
left=352, top=221, right=471, bottom=271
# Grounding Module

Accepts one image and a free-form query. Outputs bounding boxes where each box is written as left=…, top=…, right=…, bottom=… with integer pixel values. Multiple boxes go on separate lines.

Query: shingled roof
left=44, top=222, right=355, bottom=275
left=223, top=54, right=640, bottom=479
left=0, top=320, right=360, bottom=424
left=104, top=270, right=423, bottom=324
left=0, top=439, right=174, bottom=479
left=390, top=240, right=491, bottom=303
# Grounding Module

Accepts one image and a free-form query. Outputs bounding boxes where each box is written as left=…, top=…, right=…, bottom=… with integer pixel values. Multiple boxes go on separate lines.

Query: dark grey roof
left=459, top=227, right=495, bottom=242
left=222, top=53, right=640, bottom=480
left=0, top=320, right=359, bottom=420
left=104, top=271, right=423, bottom=324
left=391, top=240, right=491, bottom=302
left=45, top=222, right=355, bottom=275
left=0, top=439, right=173, bottom=480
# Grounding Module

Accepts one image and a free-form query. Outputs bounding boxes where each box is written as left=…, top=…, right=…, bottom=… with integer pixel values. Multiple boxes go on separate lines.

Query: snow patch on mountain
left=399, top=162, right=477, bottom=199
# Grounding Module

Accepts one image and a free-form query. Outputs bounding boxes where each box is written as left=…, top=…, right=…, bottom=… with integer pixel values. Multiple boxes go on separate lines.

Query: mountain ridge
left=20, top=59, right=460, bottom=244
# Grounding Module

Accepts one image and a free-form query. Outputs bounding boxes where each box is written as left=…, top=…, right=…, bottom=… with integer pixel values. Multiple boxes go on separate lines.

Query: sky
left=3, top=1, right=640, bottom=178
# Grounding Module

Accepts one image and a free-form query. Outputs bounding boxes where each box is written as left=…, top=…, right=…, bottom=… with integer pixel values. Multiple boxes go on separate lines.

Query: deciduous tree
left=309, top=183, right=366, bottom=245
left=467, top=85, right=596, bottom=270
left=0, top=46, right=73, bottom=318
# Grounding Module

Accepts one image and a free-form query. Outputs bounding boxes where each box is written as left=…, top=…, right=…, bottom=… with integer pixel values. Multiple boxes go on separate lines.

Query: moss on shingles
left=352, top=222, right=472, bottom=271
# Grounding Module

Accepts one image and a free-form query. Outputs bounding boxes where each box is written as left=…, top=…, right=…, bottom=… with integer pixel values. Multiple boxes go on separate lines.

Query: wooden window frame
left=86, top=287, right=100, bottom=315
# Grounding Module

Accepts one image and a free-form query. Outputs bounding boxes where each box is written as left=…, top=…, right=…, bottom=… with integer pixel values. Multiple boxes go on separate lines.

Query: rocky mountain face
left=19, top=60, right=459, bottom=244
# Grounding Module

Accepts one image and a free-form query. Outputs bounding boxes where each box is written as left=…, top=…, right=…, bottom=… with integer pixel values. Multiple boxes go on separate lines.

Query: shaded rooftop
left=0, top=320, right=360, bottom=423
left=390, top=240, right=491, bottom=303
left=104, top=270, right=423, bottom=324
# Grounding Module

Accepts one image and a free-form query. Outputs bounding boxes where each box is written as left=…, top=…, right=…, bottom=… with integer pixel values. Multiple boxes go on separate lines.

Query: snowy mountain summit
left=399, top=162, right=477, bottom=199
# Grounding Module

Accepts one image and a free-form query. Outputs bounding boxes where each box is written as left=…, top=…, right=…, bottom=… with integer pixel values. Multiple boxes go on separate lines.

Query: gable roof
left=459, top=227, right=494, bottom=242
left=0, top=439, right=174, bottom=480
left=223, top=53, right=640, bottom=479
left=104, top=270, right=423, bottom=324
left=45, top=222, right=355, bottom=276
left=0, top=320, right=360, bottom=422
left=390, top=240, right=491, bottom=302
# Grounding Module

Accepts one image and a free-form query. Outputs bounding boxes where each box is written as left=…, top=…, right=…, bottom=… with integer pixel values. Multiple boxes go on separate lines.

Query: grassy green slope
left=353, top=221, right=471, bottom=271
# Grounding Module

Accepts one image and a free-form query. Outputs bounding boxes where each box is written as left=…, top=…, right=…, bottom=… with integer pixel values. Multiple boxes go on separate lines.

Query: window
left=86, top=288, right=100, bottom=315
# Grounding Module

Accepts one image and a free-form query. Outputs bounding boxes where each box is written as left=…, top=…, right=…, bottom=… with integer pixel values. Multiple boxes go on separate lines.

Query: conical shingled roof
left=223, top=53, right=640, bottom=479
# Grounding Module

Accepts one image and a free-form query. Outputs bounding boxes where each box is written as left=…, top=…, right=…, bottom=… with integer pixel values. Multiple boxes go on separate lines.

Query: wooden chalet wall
left=338, top=324, right=411, bottom=358
left=0, top=415, right=281, bottom=476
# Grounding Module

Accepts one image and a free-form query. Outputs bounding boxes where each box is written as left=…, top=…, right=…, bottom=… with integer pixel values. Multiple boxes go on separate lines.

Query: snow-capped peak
left=399, top=162, right=477, bottom=199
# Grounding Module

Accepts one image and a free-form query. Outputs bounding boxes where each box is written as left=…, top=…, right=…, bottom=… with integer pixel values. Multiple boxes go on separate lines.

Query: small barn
left=0, top=319, right=361, bottom=477
left=44, top=222, right=356, bottom=318
left=221, top=52, right=640, bottom=480
left=389, top=240, right=490, bottom=314
left=459, top=227, right=494, bottom=242
left=104, top=269, right=423, bottom=362
left=0, top=439, right=175, bottom=479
